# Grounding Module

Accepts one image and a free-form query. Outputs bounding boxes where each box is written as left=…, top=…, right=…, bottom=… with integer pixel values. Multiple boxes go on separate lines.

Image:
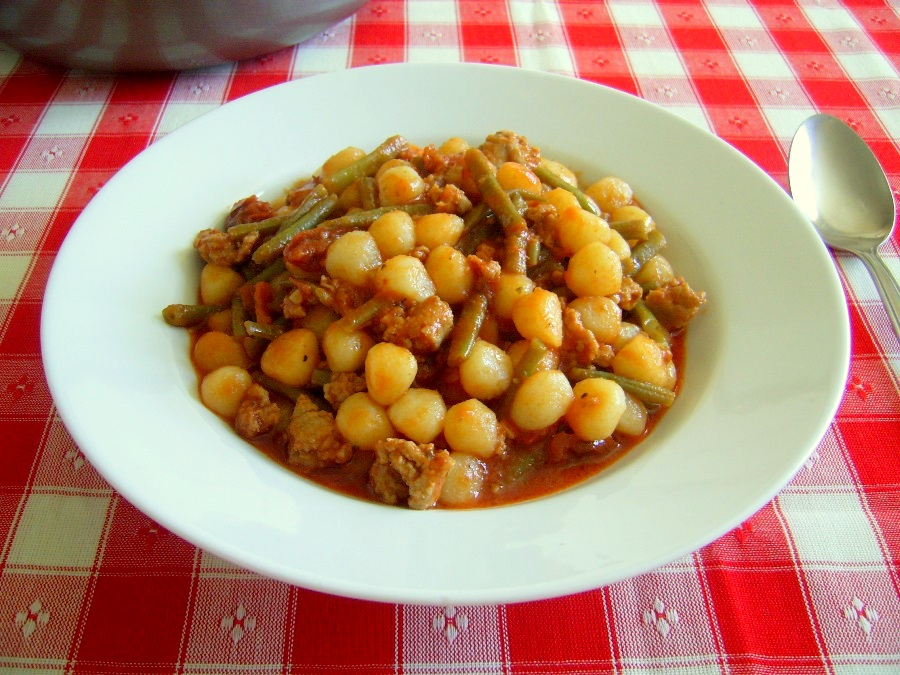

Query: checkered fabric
left=1, top=1, right=898, bottom=673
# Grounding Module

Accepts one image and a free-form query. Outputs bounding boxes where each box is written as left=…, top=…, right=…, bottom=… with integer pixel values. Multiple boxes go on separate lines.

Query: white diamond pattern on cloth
left=402, top=604, right=505, bottom=674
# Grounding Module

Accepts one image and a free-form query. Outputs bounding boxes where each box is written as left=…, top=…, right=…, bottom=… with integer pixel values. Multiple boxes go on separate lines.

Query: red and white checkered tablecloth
left=1, top=1, right=898, bottom=672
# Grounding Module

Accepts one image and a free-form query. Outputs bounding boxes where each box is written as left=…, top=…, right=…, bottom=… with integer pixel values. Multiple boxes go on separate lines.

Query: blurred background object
left=0, top=0, right=368, bottom=71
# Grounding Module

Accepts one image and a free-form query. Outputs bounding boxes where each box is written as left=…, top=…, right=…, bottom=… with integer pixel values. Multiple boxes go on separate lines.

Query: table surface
left=1, top=1, right=898, bottom=673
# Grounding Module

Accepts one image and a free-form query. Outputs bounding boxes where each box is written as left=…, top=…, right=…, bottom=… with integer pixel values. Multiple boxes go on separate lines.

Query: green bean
left=229, top=185, right=329, bottom=241
left=231, top=296, right=248, bottom=338
left=513, top=338, right=548, bottom=381
left=311, top=368, right=333, bottom=387
left=465, top=149, right=531, bottom=274
left=358, top=177, right=378, bottom=210
left=320, top=203, right=432, bottom=229
left=464, top=148, right=526, bottom=233
left=626, top=228, right=666, bottom=276
left=569, top=367, right=675, bottom=407
left=457, top=214, right=498, bottom=256
left=282, top=185, right=330, bottom=226
left=226, top=214, right=290, bottom=239
left=252, top=371, right=303, bottom=402
left=246, top=257, right=286, bottom=284
left=508, top=190, right=529, bottom=216
left=161, top=303, right=222, bottom=327
left=462, top=201, right=492, bottom=230
left=632, top=300, right=670, bottom=348
left=508, top=188, right=545, bottom=203
left=525, top=235, right=543, bottom=267
left=533, top=164, right=601, bottom=216
left=497, top=338, right=549, bottom=418
left=504, top=225, right=529, bottom=275
left=325, top=135, right=409, bottom=194
left=609, top=218, right=653, bottom=241
left=243, top=321, right=284, bottom=341
left=336, top=295, right=394, bottom=331
left=458, top=202, right=496, bottom=255
left=251, top=194, right=339, bottom=265
left=502, top=449, right=543, bottom=485
left=447, top=292, right=488, bottom=367
left=526, top=256, right=564, bottom=283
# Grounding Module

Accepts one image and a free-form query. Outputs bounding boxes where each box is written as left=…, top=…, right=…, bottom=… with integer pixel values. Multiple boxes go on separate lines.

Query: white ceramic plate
left=42, top=63, right=849, bottom=604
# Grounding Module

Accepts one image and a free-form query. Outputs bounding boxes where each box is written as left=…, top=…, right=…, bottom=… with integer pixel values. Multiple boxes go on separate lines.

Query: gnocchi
left=166, top=131, right=706, bottom=510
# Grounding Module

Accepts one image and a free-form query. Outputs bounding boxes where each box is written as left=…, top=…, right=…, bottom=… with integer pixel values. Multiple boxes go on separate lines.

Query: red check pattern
left=1, top=1, right=898, bottom=672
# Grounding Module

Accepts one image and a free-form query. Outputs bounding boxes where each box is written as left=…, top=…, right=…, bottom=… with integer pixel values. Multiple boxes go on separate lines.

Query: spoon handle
left=858, top=250, right=900, bottom=340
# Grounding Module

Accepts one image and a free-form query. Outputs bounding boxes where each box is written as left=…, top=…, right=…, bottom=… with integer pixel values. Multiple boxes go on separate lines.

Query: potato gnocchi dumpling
left=164, top=131, right=706, bottom=510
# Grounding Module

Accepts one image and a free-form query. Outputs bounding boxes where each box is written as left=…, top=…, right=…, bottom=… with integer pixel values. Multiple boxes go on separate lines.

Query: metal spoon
left=789, top=113, right=899, bottom=338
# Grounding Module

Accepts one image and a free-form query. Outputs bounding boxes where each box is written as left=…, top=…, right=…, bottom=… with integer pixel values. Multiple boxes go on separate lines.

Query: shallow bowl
left=41, top=63, right=849, bottom=604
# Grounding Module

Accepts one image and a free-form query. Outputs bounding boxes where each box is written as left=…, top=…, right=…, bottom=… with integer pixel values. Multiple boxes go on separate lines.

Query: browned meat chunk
left=367, top=457, right=408, bottom=507
left=193, top=228, right=259, bottom=266
left=614, top=276, right=643, bottom=312
left=234, top=384, right=281, bottom=439
left=480, top=131, right=541, bottom=169
left=526, top=202, right=561, bottom=249
left=285, top=395, right=353, bottom=471
left=369, top=438, right=454, bottom=510
left=467, top=255, right=501, bottom=290
left=317, top=276, right=371, bottom=316
left=559, top=307, right=613, bottom=370
left=224, top=195, right=274, bottom=229
left=380, top=295, right=454, bottom=354
left=425, top=179, right=472, bottom=215
left=281, top=290, right=308, bottom=320
left=283, top=225, right=356, bottom=277
left=645, top=277, right=707, bottom=331
left=323, top=372, right=367, bottom=409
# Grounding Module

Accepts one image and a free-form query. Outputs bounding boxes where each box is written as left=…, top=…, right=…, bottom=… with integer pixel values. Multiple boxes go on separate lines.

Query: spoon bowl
left=789, top=113, right=899, bottom=338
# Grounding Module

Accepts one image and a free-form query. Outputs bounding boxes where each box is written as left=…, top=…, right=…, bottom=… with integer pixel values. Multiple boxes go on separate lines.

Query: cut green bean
left=534, top=163, right=601, bottom=216
left=526, top=256, right=565, bottom=283
left=162, top=303, right=222, bottom=327
left=508, top=188, right=545, bottom=203
left=447, top=293, right=488, bottom=367
left=569, top=367, right=676, bottom=406
left=626, top=228, right=666, bottom=276
left=228, top=185, right=328, bottom=240
left=457, top=215, right=498, bottom=256
left=251, top=194, right=339, bottom=265
left=631, top=300, right=670, bottom=348
left=465, top=148, right=530, bottom=274
left=325, top=135, right=409, bottom=194
left=226, top=214, right=290, bottom=239
left=246, top=257, right=286, bottom=284
left=609, top=218, right=653, bottom=241
left=243, top=321, right=284, bottom=341
left=336, top=295, right=394, bottom=331
left=464, top=148, right=527, bottom=233
left=508, top=190, right=529, bottom=216
left=503, top=449, right=542, bottom=485
left=252, top=371, right=303, bottom=402
left=281, top=185, right=330, bottom=228
left=497, top=338, right=549, bottom=419
left=311, top=369, right=333, bottom=387
left=231, top=296, right=248, bottom=338
left=525, top=236, right=543, bottom=267
left=462, top=201, right=491, bottom=230
left=513, top=338, right=548, bottom=381
left=320, top=203, right=432, bottom=229
left=358, top=177, right=378, bottom=210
